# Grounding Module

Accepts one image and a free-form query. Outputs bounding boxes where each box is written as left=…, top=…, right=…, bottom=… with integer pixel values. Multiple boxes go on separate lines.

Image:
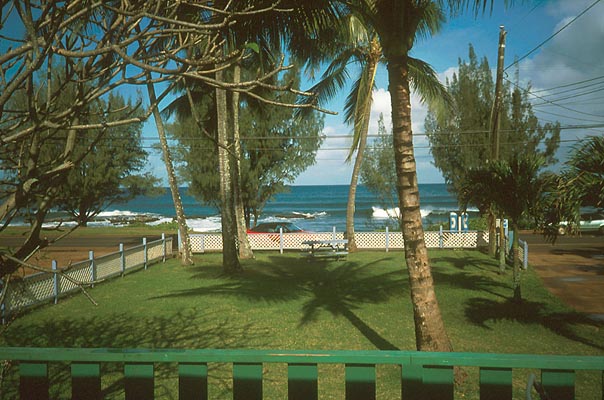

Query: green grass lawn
left=1, top=250, right=602, bottom=399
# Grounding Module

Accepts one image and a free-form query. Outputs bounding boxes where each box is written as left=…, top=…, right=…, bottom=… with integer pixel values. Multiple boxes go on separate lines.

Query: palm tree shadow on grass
left=153, top=256, right=407, bottom=350
left=464, top=297, right=604, bottom=351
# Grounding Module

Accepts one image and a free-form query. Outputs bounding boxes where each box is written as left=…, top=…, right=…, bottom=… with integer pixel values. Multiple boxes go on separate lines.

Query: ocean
left=95, top=183, right=466, bottom=232
left=19, top=184, right=473, bottom=232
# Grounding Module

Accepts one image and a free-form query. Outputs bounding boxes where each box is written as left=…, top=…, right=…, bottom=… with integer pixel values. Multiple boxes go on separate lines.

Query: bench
left=301, top=239, right=348, bottom=260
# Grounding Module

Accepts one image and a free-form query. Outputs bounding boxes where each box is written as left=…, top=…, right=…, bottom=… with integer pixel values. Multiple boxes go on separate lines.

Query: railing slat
left=19, top=361, right=48, bottom=400
left=71, top=362, right=101, bottom=400
left=124, top=362, right=154, bottom=400
left=288, top=363, right=317, bottom=400
left=402, top=364, right=424, bottom=399
left=541, top=369, right=574, bottom=400
left=479, top=367, right=512, bottom=400
left=345, top=363, right=375, bottom=400
left=233, top=362, right=262, bottom=400
left=179, top=362, right=208, bottom=400
left=422, top=365, right=454, bottom=400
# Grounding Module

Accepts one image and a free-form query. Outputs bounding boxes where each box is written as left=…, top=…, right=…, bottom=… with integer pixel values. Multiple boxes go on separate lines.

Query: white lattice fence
left=424, top=231, right=441, bottom=248
left=441, top=231, right=479, bottom=248
left=247, top=234, right=281, bottom=250
left=5, top=273, right=54, bottom=312
left=95, top=252, right=122, bottom=280
left=2, top=234, right=172, bottom=318
left=189, top=230, right=494, bottom=252
left=60, top=261, right=92, bottom=293
left=124, top=246, right=145, bottom=270
left=147, top=241, right=165, bottom=262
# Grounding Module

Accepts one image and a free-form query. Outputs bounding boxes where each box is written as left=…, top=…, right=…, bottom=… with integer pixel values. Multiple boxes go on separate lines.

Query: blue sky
left=142, top=0, right=604, bottom=186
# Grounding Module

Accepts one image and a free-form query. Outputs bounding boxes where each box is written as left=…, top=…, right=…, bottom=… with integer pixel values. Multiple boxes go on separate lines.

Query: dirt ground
left=519, top=232, right=604, bottom=318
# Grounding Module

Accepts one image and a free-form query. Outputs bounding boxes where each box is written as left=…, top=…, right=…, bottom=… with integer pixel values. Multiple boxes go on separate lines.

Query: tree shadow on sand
left=152, top=256, right=406, bottom=350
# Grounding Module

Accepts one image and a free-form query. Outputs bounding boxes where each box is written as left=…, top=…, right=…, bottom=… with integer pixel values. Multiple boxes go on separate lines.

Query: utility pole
left=490, top=26, right=507, bottom=161
left=490, top=26, right=507, bottom=270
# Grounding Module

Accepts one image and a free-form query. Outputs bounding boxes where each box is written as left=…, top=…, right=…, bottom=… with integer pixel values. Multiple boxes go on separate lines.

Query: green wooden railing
left=1, top=347, right=603, bottom=399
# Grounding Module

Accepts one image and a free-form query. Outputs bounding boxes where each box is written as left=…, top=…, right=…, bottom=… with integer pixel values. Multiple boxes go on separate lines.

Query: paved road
left=519, top=232, right=604, bottom=317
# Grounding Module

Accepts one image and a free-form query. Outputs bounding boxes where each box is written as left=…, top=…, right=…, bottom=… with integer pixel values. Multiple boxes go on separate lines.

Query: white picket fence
left=1, top=234, right=173, bottom=319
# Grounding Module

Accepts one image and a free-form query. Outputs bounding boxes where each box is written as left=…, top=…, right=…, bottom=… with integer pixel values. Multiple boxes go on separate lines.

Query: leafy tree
left=426, top=45, right=560, bottom=202
left=170, top=66, right=324, bottom=228
left=55, top=93, right=160, bottom=226
left=360, top=114, right=399, bottom=227
left=426, top=45, right=560, bottom=259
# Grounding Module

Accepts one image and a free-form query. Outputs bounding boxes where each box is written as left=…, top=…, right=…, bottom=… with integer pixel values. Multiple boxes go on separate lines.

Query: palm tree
left=146, top=80, right=194, bottom=266
left=465, top=154, right=551, bottom=301
left=304, top=16, right=383, bottom=252
left=342, top=0, right=505, bottom=351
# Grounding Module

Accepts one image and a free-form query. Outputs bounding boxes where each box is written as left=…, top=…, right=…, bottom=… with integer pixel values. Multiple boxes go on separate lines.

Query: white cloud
left=295, top=85, right=445, bottom=185
left=517, top=0, right=604, bottom=143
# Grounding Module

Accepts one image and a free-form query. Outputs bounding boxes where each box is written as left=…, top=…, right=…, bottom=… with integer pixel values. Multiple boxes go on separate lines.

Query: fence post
left=201, top=234, right=205, bottom=253
left=120, top=243, right=126, bottom=275
left=162, top=233, right=166, bottom=262
left=439, top=225, right=444, bottom=249
left=279, top=227, right=284, bottom=254
left=52, top=260, right=59, bottom=304
left=385, top=227, right=389, bottom=253
left=143, top=238, right=148, bottom=270
left=523, top=240, right=528, bottom=270
left=332, top=226, right=336, bottom=240
left=178, top=229, right=182, bottom=254
left=89, top=251, right=96, bottom=287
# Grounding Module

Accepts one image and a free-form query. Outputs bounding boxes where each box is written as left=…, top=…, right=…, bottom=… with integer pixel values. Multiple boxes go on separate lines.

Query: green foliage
left=54, top=92, right=160, bottom=226
left=542, top=135, right=604, bottom=239
left=360, top=114, right=398, bottom=215
left=171, top=65, right=324, bottom=225
left=565, top=135, right=604, bottom=209
left=462, top=153, right=552, bottom=224
left=426, top=45, right=560, bottom=205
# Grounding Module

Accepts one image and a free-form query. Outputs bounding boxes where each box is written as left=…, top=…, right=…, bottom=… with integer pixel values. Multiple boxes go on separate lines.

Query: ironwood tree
left=170, top=66, right=324, bottom=228
left=0, top=0, right=330, bottom=278
left=426, top=45, right=560, bottom=207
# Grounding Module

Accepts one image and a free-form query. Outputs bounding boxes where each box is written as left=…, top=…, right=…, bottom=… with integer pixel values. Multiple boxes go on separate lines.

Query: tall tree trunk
left=216, top=70, right=243, bottom=273
left=146, top=80, right=193, bottom=265
left=230, top=64, right=254, bottom=259
left=511, top=221, right=522, bottom=302
left=387, top=56, right=453, bottom=353
left=345, top=44, right=380, bottom=252
left=499, top=216, right=506, bottom=272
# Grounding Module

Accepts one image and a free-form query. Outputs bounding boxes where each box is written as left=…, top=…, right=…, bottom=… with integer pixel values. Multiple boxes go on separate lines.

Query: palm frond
left=408, top=56, right=453, bottom=109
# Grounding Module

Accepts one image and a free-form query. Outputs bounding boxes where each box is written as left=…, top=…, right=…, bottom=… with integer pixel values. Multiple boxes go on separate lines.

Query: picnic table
left=301, top=239, right=348, bottom=260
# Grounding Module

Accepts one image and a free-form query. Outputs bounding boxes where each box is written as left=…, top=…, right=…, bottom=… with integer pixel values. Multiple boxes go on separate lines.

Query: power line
left=505, top=77, right=604, bottom=119
left=504, top=0, right=602, bottom=71
left=530, top=74, right=604, bottom=94
left=131, top=136, right=589, bottom=152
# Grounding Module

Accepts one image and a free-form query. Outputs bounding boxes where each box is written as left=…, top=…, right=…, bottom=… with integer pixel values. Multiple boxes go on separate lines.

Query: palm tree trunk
left=216, top=70, right=243, bottom=273
left=146, top=81, right=193, bottom=265
left=345, top=44, right=380, bottom=252
left=230, top=64, right=254, bottom=259
left=387, top=56, right=452, bottom=352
